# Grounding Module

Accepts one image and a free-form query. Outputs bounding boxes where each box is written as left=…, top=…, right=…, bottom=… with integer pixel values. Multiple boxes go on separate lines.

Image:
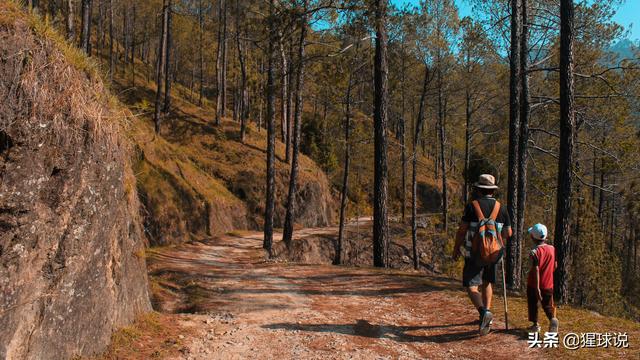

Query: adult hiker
left=453, top=174, right=512, bottom=336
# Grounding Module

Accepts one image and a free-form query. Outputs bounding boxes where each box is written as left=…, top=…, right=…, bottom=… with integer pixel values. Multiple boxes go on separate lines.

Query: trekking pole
left=501, top=257, right=509, bottom=330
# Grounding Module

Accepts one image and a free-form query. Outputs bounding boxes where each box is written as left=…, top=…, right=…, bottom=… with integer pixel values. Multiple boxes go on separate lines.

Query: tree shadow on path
left=263, top=319, right=485, bottom=344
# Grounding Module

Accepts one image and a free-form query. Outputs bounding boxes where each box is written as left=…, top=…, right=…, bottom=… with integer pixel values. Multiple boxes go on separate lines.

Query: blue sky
left=613, top=0, right=640, bottom=41
left=393, top=0, right=640, bottom=42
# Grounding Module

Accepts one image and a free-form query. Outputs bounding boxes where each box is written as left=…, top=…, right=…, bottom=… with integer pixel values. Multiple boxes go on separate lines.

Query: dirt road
left=147, top=228, right=541, bottom=359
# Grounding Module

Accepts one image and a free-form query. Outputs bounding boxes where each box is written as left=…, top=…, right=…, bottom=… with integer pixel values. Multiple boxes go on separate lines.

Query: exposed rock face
left=0, top=6, right=150, bottom=359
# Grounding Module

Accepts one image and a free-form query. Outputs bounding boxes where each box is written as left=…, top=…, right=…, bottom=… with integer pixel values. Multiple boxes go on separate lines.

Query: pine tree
left=372, top=0, right=390, bottom=267
left=283, top=3, right=308, bottom=248
left=555, top=0, right=576, bottom=304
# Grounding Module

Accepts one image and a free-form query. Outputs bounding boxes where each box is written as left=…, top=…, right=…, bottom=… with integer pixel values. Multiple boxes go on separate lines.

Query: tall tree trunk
left=96, top=1, right=104, bottom=54
left=506, top=0, right=522, bottom=290
left=80, top=0, right=92, bottom=54
left=121, top=5, right=127, bottom=75
left=215, top=0, right=223, bottom=122
left=282, top=8, right=308, bottom=248
left=154, top=0, right=169, bottom=134
left=279, top=37, right=290, bottom=159
left=236, top=0, right=247, bottom=142
left=372, top=0, right=389, bottom=268
left=198, top=0, right=204, bottom=106
left=400, top=54, right=407, bottom=222
left=400, top=116, right=407, bottom=221
left=163, top=0, right=173, bottom=113
left=221, top=0, right=228, bottom=117
left=108, top=0, right=113, bottom=81
left=555, top=0, right=576, bottom=304
left=437, top=63, right=448, bottom=234
left=263, top=0, right=277, bottom=256
left=286, top=41, right=294, bottom=163
left=463, top=90, right=471, bottom=204
left=130, top=3, right=136, bottom=87
left=514, top=0, right=530, bottom=289
left=66, top=0, right=74, bottom=41
left=97, top=0, right=104, bottom=53
left=215, top=0, right=227, bottom=124
left=412, top=65, right=429, bottom=271
left=336, top=65, right=354, bottom=266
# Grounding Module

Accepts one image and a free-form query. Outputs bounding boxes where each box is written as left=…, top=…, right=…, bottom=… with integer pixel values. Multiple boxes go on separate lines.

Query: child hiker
left=526, top=223, right=559, bottom=333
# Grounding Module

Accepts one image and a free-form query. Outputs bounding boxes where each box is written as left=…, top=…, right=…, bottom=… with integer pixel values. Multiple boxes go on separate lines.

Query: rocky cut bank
left=0, top=4, right=150, bottom=359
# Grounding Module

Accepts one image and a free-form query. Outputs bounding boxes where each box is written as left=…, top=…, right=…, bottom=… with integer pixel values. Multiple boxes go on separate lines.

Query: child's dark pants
left=527, top=288, right=556, bottom=323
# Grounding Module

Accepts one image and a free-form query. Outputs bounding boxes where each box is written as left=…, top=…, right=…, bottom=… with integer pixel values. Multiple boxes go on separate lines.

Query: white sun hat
left=474, top=174, right=499, bottom=190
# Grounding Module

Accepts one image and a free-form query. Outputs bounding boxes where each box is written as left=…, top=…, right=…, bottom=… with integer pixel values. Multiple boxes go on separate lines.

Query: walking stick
left=501, top=257, right=509, bottom=330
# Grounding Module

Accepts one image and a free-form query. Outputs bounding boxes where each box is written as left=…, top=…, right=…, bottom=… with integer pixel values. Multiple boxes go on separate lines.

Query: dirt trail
left=148, top=227, right=541, bottom=359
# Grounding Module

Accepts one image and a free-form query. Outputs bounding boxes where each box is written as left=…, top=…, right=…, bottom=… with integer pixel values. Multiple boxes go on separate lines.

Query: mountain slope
left=108, top=63, right=336, bottom=246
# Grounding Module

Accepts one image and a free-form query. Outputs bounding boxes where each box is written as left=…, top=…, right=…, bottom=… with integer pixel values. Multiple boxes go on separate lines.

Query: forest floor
left=99, top=224, right=640, bottom=359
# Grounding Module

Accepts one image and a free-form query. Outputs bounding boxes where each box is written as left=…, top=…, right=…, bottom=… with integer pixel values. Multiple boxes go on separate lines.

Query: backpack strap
left=471, top=200, right=485, bottom=220
left=490, top=201, right=504, bottom=246
left=489, top=201, right=501, bottom=221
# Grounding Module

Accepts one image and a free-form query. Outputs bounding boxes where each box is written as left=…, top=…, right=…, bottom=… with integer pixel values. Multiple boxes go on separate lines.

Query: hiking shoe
left=479, top=310, right=493, bottom=336
left=527, top=324, right=541, bottom=333
left=549, top=318, right=559, bottom=333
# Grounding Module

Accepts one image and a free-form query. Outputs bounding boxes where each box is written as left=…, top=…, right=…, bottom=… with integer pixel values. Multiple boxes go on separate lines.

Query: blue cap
left=528, top=223, right=548, bottom=240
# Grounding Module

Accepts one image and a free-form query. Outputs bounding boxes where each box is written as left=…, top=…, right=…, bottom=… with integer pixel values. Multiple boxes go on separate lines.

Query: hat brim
left=474, top=183, right=499, bottom=189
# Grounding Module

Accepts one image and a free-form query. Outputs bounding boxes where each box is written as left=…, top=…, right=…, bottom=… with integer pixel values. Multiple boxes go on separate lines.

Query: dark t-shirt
left=459, top=195, right=511, bottom=259
left=461, top=195, right=511, bottom=228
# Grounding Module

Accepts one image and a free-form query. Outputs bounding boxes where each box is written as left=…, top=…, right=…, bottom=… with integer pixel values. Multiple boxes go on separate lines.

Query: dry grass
left=0, top=0, right=137, bottom=164
left=1, top=1, right=142, bottom=214
left=0, top=1, right=22, bottom=27
left=90, top=312, right=192, bottom=360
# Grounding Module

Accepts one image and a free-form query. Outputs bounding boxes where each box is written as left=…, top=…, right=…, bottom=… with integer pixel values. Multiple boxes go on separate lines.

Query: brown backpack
left=471, top=200, right=504, bottom=266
